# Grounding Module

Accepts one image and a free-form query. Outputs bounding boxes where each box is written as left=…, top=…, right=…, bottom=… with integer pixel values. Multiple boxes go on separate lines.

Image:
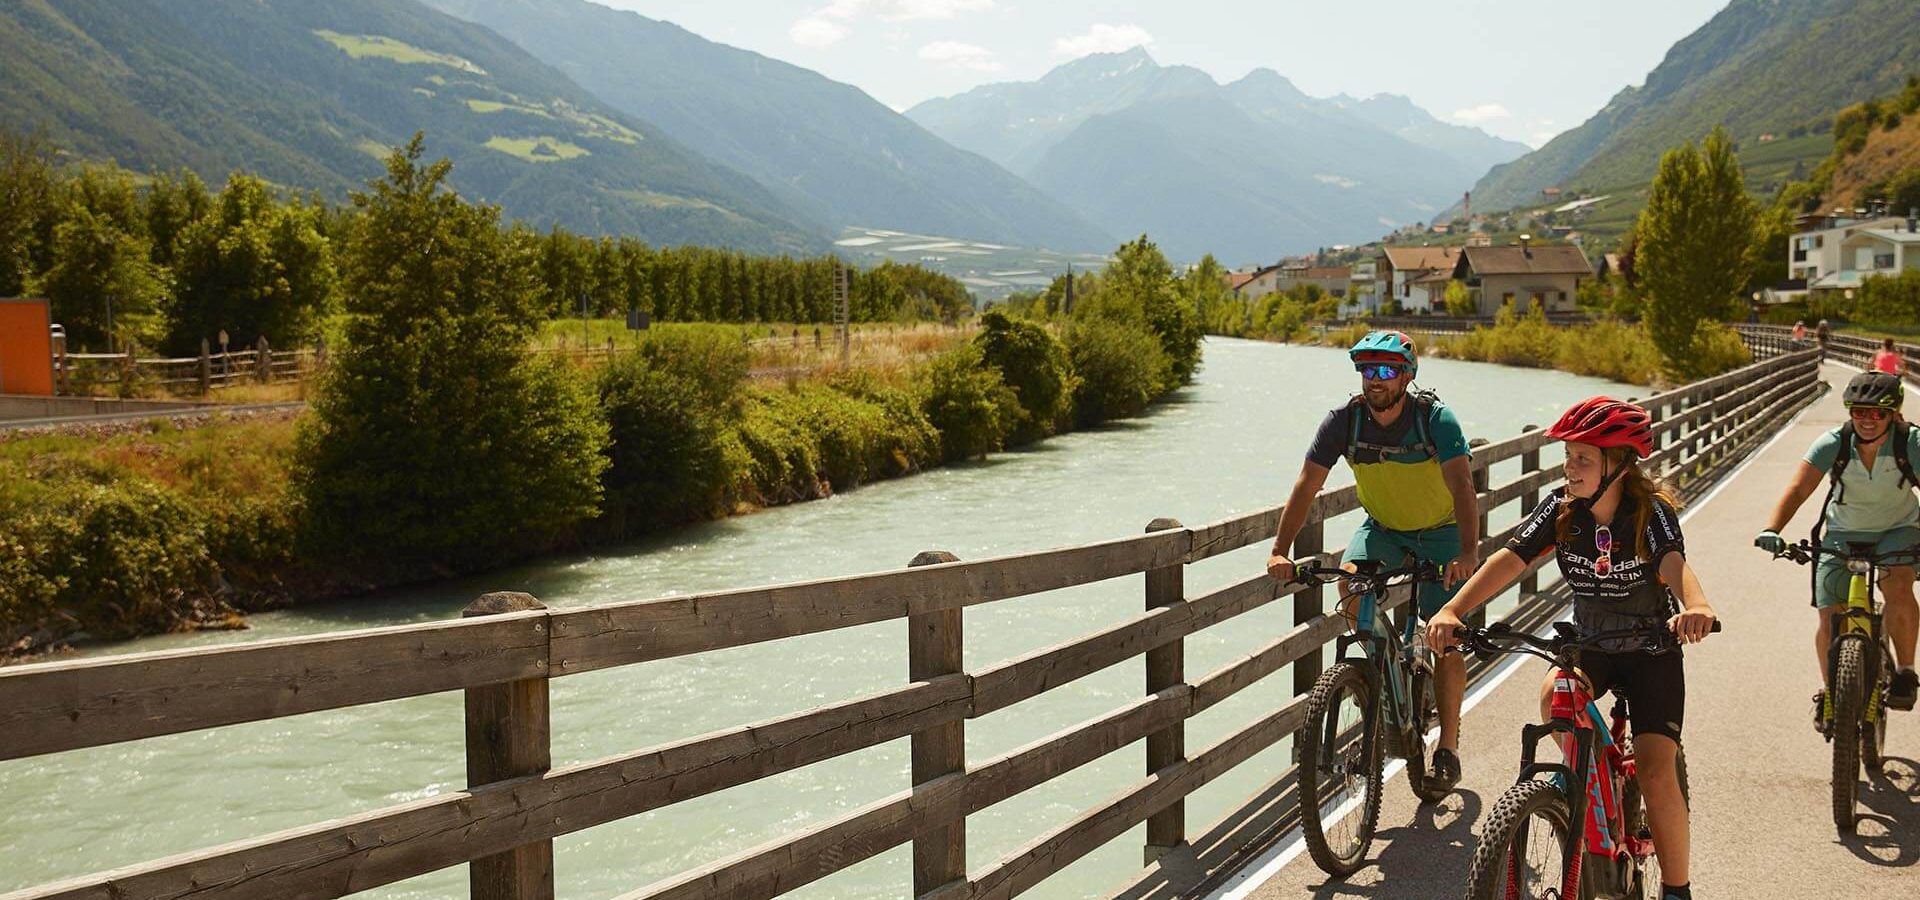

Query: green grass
left=466, top=98, right=550, bottom=118
left=311, top=30, right=486, bottom=75
left=354, top=138, right=390, bottom=160
left=483, top=135, right=590, bottom=162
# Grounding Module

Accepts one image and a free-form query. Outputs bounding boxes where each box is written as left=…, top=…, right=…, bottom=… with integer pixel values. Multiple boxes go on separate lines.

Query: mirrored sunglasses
left=1849, top=407, right=1892, bottom=421
left=1355, top=363, right=1406, bottom=381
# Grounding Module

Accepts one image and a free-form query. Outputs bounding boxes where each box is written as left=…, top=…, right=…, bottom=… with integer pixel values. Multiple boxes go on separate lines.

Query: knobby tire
left=1299, top=662, right=1384, bottom=877
left=1464, top=779, right=1573, bottom=900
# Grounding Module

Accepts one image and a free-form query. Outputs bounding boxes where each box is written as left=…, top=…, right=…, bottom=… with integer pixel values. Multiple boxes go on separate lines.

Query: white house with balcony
left=1787, top=209, right=1919, bottom=298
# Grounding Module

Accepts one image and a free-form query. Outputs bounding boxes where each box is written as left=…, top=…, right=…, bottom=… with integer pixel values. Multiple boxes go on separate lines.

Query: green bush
left=1689, top=323, right=1753, bottom=376
left=973, top=310, right=1077, bottom=445
left=920, top=344, right=1020, bottom=462
left=1853, top=270, right=1920, bottom=330
left=1434, top=308, right=1680, bottom=385
left=1066, top=319, right=1171, bottom=425
left=597, top=331, right=746, bottom=530
left=0, top=463, right=213, bottom=641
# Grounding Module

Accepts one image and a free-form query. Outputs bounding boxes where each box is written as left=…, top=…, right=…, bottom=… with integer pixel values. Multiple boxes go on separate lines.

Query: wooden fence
left=56, top=339, right=323, bottom=396
left=0, top=349, right=1822, bottom=900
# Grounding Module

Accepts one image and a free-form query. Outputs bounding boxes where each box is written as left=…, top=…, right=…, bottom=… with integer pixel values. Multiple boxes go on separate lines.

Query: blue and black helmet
left=1349, top=330, right=1418, bottom=376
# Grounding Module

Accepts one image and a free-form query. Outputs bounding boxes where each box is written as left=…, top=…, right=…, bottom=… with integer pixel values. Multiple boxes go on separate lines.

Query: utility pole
left=580, top=291, right=590, bottom=350
left=833, top=259, right=851, bottom=365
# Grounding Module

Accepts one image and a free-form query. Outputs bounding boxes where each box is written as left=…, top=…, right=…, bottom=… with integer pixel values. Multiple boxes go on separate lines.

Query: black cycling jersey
left=1509, top=489, right=1685, bottom=650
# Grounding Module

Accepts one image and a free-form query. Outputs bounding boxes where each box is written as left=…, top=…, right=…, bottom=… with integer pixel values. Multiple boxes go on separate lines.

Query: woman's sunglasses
left=1849, top=407, right=1892, bottom=421
left=1355, top=363, right=1406, bottom=381
left=1594, top=524, right=1614, bottom=578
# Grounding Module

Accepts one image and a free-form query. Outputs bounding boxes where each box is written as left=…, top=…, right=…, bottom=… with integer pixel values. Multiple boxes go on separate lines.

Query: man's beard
left=1365, top=385, right=1403, bottom=411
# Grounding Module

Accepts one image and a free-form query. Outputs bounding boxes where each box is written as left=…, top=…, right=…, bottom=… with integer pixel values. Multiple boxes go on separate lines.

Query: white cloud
left=790, top=16, right=849, bottom=48
left=821, top=0, right=993, bottom=21
left=919, top=40, right=1004, bottom=72
left=1449, top=103, right=1512, bottom=123
left=1052, top=23, right=1154, bottom=57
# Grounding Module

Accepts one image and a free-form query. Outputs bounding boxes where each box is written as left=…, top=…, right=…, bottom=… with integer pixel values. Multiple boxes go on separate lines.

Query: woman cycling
left=1426, top=397, right=1718, bottom=900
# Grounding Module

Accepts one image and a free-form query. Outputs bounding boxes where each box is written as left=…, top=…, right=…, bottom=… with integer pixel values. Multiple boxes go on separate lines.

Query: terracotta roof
left=1462, top=245, right=1592, bottom=277
left=1227, top=272, right=1257, bottom=291
left=1411, top=271, right=1454, bottom=285
left=1381, top=246, right=1460, bottom=270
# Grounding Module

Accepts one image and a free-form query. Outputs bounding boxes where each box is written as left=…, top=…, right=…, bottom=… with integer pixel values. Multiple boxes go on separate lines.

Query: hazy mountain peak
left=1044, top=46, right=1159, bottom=82
left=1231, top=67, right=1307, bottom=100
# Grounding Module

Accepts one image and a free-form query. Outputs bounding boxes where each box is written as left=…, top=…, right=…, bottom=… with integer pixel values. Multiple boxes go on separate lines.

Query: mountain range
left=906, top=48, right=1529, bottom=263
left=420, top=0, right=1115, bottom=253
left=0, top=0, right=820, bottom=252
left=1466, top=0, right=1920, bottom=214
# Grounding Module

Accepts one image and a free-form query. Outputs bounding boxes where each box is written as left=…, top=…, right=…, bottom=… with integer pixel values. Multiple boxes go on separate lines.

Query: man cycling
left=1428, top=397, right=1718, bottom=900
left=1755, top=370, right=1920, bottom=715
left=1267, top=330, right=1479, bottom=791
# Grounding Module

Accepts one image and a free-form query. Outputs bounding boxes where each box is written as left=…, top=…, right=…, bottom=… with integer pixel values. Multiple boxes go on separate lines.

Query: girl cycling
left=1426, top=396, right=1719, bottom=900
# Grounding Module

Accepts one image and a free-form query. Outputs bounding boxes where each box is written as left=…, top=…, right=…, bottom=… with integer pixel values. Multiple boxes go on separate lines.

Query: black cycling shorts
left=1574, top=649, right=1685, bottom=743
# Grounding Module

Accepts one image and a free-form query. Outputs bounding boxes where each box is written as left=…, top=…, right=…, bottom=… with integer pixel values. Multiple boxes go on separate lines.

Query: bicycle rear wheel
left=1464, top=779, right=1573, bottom=900
left=1831, top=637, right=1869, bottom=834
left=1298, top=661, right=1383, bottom=876
left=1405, top=668, right=1451, bottom=803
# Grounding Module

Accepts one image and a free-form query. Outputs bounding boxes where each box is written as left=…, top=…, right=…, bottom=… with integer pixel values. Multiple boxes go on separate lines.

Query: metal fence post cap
left=910, top=551, right=959, bottom=567
left=464, top=592, right=546, bottom=617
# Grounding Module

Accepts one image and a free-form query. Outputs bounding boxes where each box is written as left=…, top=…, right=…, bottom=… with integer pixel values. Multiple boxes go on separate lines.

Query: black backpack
left=1808, top=420, right=1919, bottom=560
left=1343, top=389, right=1442, bottom=466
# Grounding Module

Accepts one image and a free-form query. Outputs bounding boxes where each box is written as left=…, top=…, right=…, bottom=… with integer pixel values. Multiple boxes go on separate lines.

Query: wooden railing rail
left=0, top=349, right=1822, bottom=900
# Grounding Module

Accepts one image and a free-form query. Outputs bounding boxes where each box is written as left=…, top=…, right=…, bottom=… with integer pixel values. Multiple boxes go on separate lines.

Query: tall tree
left=167, top=174, right=335, bottom=353
left=296, top=135, right=606, bottom=575
left=0, top=130, right=59, bottom=297
left=1636, top=128, right=1756, bottom=379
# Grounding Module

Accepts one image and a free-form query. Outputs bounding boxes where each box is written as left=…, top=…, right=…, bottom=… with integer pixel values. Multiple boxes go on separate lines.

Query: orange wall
left=0, top=300, right=55, bottom=396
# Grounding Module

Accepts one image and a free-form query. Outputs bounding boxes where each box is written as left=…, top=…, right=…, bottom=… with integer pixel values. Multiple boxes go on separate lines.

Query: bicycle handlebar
left=1772, top=539, right=1920, bottom=568
left=1292, top=560, right=1444, bottom=595
left=1449, top=618, right=1722, bottom=662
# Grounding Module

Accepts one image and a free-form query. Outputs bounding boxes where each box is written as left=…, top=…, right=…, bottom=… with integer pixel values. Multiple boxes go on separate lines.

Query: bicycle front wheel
left=1831, top=637, right=1869, bottom=834
left=1465, top=779, right=1574, bottom=900
left=1298, top=661, right=1384, bottom=876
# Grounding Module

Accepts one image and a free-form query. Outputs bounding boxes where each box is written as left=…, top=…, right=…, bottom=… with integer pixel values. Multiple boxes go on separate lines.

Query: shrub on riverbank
left=1066, top=318, right=1172, bottom=425
left=974, top=310, right=1076, bottom=444
left=597, top=329, right=747, bottom=530
left=1431, top=307, right=1747, bottom=386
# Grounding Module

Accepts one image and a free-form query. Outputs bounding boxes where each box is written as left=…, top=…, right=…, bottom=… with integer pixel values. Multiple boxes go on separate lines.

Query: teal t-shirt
left=1805, top=424, right=1920, bottom=533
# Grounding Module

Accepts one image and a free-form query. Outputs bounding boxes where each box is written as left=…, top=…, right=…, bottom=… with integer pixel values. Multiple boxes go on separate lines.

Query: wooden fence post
left=1466, top=438, right=1491, bottom=630
left=908, top=550, right=965, bottom=895
left=198, top=339, right=212, bottom=396
left=1143, top=517, right=1185, bottom=863
left=1518, top=427, right=1540, bottom=599
left=463, top=592, right=554, bottom=900
left=1292, top=515, right=1325, bottom=698
left=255, top=335, right=272, bottom=384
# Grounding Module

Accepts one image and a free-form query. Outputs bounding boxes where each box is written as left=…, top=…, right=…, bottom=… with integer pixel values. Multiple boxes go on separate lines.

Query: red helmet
left=1545, top=396, right=1654, bottom=458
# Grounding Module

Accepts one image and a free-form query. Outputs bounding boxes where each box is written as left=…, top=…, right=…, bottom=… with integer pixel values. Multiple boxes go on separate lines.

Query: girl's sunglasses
left=1849, top=407, right=1892, bottom=421
left=1594, top=524, right=1614, bottom=578
left=1355, top=363, right=1406, bottom=381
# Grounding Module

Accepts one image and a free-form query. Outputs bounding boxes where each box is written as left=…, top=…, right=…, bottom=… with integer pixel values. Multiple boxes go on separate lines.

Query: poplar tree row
left=0, top=130, right=970, bottom=356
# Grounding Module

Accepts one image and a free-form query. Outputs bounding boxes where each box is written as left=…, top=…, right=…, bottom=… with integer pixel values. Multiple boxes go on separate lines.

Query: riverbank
left=0, top=314, right=1187, bottom=661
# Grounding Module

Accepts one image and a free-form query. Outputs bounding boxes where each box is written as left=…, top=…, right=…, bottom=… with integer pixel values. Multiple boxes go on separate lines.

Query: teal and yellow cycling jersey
left=1306, top=395, right=1471, bottom=532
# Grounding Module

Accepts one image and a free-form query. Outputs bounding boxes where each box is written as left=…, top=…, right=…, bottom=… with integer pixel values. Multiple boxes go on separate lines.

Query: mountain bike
left=1455, top=619, right=1715, bottom=900
left=1772, top=539, right=1911, bottom=833
left=1290, top=559, right=1452, bottom=876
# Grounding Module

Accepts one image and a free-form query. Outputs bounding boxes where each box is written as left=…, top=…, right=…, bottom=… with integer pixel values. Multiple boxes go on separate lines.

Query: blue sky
left=593, top=0, right=1734, bottom=148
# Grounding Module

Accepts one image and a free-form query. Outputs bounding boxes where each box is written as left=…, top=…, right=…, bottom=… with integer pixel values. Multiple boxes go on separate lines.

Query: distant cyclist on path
left=1267, top=330, right=1480, bottom=791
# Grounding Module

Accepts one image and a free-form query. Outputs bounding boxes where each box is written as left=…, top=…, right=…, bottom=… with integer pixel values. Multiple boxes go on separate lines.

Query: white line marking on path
left=1204, top=382, right=1822, bottom=900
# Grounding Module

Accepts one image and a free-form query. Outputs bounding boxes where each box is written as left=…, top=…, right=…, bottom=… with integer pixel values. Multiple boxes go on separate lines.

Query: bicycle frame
left=1509, top=665, right=1646, bottom=897
left=1333, top=569, right=1433, bottom=754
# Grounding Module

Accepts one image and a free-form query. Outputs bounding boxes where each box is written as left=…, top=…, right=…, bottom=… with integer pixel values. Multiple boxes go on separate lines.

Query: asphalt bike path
left=1215, top=362, right=1918, bottom=899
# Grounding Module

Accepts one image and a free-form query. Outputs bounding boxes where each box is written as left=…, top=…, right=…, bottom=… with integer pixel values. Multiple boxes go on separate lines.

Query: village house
left=1378, top=246, right=1461, bottom=312
left=1451, top=240, right=1592, bottom=315
left=1787, top=206, right=1920, bottom=300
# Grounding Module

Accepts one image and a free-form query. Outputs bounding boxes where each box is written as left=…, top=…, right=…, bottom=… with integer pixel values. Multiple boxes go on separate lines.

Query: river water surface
left=0, top=338, right=1631, bottom=899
